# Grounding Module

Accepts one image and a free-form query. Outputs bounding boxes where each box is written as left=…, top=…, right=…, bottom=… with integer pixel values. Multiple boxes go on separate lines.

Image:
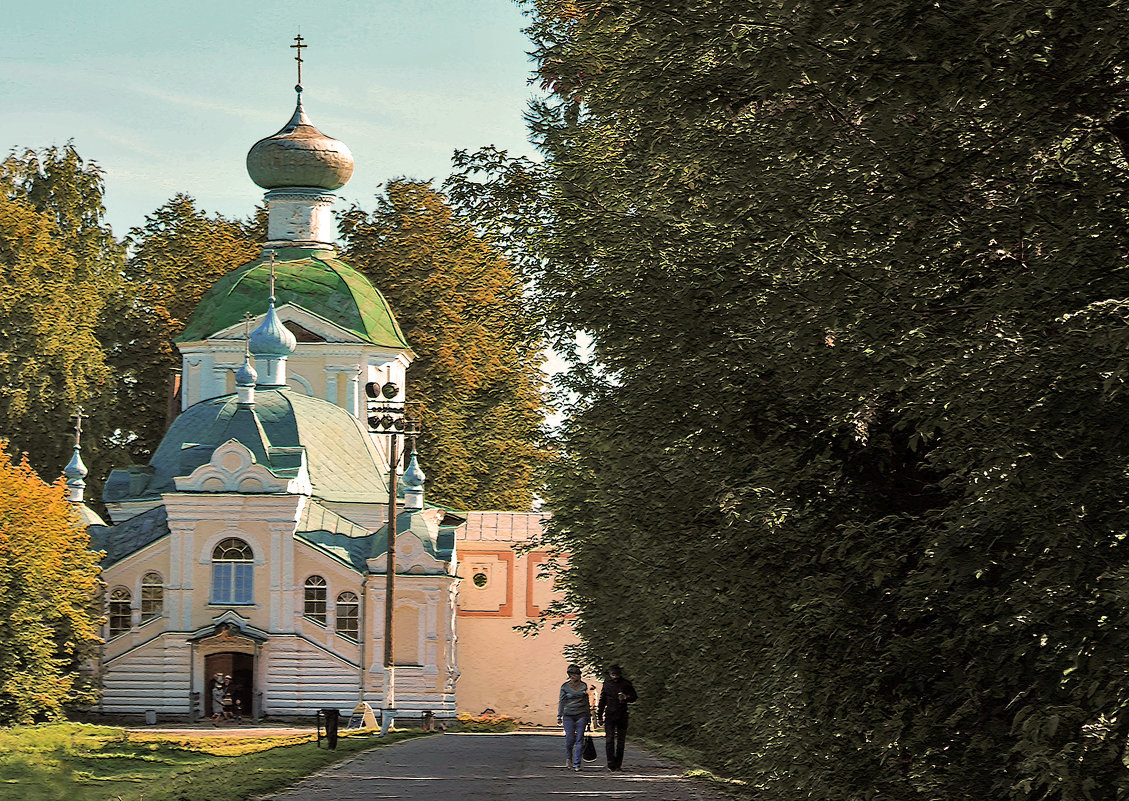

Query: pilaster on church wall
left=162, top=493, right=305, bottom=635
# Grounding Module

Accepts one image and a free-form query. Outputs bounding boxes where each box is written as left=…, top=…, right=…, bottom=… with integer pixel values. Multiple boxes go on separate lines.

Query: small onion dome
left=235, top=353, right=258, bottom=386
left=246, top=90, right=354, bottom=191
left=64, top=446, right=88, bottom=483
left=249, top=300, right=297, bottom=357
left=402, top=451, right=426, bottom=489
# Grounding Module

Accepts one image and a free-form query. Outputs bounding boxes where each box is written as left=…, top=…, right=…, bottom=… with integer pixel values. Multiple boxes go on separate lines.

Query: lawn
left=0, top=722, right=430, bottom=801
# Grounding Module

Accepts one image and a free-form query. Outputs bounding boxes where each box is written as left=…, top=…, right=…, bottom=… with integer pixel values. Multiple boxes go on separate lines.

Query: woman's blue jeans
left=562, top=714, right=588, bottom=767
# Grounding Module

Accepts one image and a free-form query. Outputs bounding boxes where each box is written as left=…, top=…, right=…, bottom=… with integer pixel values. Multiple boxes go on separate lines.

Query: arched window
left=336, top=592, right=359, bottom=640
left=108, top=587, right=132, bottom=638
left=212, top=538, right=254, bottom=604
left=304, top=576, right=327, bottom=625
left=140, top=572, right=163, bottom=623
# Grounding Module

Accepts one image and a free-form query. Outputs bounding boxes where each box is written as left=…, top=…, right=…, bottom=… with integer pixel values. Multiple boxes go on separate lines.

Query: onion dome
left=246, top=88, right=354, bottom=191
left=64, top=445, right=89, bottom=507
left=235, top=352, right=258, bottom=386
left=64, top=418, right=106, bottom=526
left=402, top=451, right=426, bottom=489
left=249, top=298, right=297, bottom=358
left=402, top=450, right=426, bottom=510
left=64, top=445, right=88, bottom=486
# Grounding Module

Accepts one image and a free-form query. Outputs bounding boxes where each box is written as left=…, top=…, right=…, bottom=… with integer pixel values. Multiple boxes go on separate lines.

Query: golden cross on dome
left=291, top=34, right=306, bottom=87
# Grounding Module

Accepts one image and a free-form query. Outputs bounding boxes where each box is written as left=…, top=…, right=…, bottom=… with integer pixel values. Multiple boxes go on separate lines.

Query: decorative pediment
left=209, top=303, right=365, bottom=345
left=368, top=530, right=447, bottom=576
left=187, top=609, right=270, bottom=643
left=174, top=439, right=312, bottom=495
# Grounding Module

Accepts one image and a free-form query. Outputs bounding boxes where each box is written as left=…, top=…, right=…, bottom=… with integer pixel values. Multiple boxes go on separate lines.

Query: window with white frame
left=336, top=591, right=359, bottom=639
left=140, top=572, right=163, bottom=623
left=108, top=587, right=132, bottom=638
left=304, top=576, right=327, bottom=625
left=211, top=538, right=254, bottom=604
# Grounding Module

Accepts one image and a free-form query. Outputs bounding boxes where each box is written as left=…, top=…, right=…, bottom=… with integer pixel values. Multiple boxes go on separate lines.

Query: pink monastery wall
left=456, top=511, right=584, bottom=726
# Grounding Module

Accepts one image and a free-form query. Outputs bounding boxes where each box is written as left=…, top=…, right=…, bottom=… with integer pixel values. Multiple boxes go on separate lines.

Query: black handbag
left=582, top=725, right=598, bottom=762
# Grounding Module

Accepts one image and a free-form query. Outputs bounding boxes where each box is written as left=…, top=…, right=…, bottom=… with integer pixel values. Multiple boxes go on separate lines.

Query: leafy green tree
left=451, top=1, right=1129, bottom=798
left=0, top=440, right=103, bottom=724
left=105, top=194, right=260, bottom=463
left=341, top=180, right=549, bottom=510
left=0, top=145, right=123, bottom=493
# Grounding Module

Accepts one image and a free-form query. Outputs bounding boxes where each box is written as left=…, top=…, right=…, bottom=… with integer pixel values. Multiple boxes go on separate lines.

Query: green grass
left=0, top=722, right=431, bottom=801
left=634, top=736, right=754, bottom=800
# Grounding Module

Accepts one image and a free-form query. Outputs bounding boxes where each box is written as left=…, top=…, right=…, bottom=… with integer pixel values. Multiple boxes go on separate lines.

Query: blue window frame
left=212, top=538, right=254, bottom=604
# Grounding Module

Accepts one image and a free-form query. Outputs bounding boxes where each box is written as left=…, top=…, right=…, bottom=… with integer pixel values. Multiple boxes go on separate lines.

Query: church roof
left=176, top=247, right=408, bottom=348
left=89, top=505, right=170, bottom=567
left=103, top=390, right=389, bottom=505
left=296, top=503, right=458, bottom=573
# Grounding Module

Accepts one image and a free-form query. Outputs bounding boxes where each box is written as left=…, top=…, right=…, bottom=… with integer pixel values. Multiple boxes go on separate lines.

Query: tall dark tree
left=341, top=180, right=549, bottom=510
left=451, top=2, right=1129, bottom=798
left=105, top=194, right=260, bottom=463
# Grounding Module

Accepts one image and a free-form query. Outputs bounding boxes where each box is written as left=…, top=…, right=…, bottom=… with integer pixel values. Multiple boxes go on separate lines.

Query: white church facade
left=72, top=65, right=578, bottom=726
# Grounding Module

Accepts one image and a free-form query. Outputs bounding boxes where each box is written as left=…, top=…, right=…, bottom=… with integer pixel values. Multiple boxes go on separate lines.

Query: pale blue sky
left=0, top=0, right=539, bottom=237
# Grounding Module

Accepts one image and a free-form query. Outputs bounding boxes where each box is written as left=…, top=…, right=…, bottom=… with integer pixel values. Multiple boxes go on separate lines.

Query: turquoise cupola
left=249, top=262, right=297, bottom=389
left=402, top=450, right=426, bottom=510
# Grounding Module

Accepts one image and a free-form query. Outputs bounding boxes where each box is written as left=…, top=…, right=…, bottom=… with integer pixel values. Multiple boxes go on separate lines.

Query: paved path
left=260, top=732, right=735, bottom=800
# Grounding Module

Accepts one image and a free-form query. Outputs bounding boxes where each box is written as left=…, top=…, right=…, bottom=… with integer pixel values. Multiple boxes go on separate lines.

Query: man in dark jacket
left=596, top=665, right=637, bottom=770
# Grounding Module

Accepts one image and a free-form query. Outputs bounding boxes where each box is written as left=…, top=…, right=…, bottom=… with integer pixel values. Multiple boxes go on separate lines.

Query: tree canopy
left=449, top=1, right=1129, bottom=798
left=0, top=441, right=102, bottom=724
left=341, top=180, right=549, bottom=510
left=106, top=194, right=260, bottom=463
left=0, top=146, right=123, bottom=493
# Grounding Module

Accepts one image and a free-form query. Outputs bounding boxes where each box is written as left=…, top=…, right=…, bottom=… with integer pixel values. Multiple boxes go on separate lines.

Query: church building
left=72, top=49, right=580, bottom=727
left=84, top=75, right=462, bottom=723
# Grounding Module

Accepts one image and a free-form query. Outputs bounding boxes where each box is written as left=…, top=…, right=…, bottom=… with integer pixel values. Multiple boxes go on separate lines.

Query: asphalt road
left=260, top=731, right=736, bottom=801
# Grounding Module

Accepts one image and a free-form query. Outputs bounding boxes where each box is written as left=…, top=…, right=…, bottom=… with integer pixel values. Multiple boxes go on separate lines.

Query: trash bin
left=321, top=708, right=340, bottom=750
left=144, top=709, right=156, bottom=726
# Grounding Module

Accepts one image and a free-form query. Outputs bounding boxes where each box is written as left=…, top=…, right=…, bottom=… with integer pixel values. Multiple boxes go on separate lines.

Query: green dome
left=104, top=390, right=390, bottom=505
left=177, top=247, right=408, bottom=348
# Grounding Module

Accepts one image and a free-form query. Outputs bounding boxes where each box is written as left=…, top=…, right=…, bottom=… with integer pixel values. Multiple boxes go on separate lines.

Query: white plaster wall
left=101, top=635, right=192, bottom=714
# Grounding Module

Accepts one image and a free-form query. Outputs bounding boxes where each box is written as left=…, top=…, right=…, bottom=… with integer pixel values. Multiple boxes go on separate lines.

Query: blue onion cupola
left=402, top=450, right=426, bottom=510
left=235, top=350, right=258, bottom=405
left=249, top=260, right=297, bottom=388
left=64, top=439, right=89, bottom=504
left=64, top=409, right=105, bottom=526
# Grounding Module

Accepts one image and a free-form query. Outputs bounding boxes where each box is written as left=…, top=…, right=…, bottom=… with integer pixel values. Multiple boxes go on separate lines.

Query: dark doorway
left=203, top=652, right=254, bottom=718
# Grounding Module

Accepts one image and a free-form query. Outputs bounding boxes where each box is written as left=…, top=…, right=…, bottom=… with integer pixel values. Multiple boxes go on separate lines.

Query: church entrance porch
left=204, top=652, right=254, bottom=719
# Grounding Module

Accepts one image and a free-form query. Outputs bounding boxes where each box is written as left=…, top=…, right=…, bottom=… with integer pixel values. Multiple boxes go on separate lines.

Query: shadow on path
left=259, top=732, right=734, bottom=800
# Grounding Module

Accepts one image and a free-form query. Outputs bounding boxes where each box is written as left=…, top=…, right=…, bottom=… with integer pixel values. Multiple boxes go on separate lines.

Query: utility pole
left=384, top=430, right=398, bottom=713
left=364, top=380, right=420, bottom=735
